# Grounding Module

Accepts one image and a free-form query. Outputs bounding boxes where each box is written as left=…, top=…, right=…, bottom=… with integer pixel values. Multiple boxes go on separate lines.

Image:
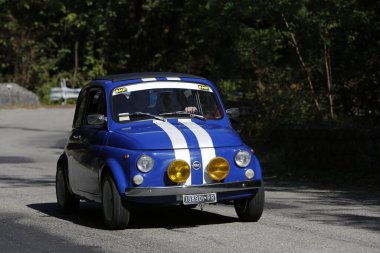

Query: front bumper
left=124, top=180, right=262, bottom=204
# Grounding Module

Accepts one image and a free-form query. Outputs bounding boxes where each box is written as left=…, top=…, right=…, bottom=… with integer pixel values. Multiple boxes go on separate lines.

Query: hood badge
left=192, top=161, right=201, bottom=170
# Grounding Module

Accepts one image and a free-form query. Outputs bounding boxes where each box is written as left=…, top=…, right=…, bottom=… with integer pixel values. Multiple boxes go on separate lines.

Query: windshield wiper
left=159, top=111, right=206, bottom=121
left=118, top=112, right=166, bottom=122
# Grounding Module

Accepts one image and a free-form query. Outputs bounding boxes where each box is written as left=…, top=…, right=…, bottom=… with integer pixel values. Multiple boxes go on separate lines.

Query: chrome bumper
left=125, top=180, right=262, bottom=198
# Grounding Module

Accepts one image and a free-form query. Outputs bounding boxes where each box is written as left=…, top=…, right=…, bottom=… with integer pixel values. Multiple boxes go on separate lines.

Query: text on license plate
left=182, top=193, right=217, bottom=205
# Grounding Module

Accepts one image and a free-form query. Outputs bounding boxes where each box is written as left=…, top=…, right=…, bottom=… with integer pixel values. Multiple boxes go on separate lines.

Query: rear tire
left=56, top=163, right=79, bottom=212
left=102, top=173, right=130, bottom=230
left=234, top=186, right=265, bottom=222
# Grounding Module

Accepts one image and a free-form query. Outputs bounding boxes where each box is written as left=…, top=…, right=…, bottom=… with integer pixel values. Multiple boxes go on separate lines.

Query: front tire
left=234, top=186, right=265, bottom=222
left=56, top=163, right=79, bottom=212
left=102, top=173, right=130, bottom=230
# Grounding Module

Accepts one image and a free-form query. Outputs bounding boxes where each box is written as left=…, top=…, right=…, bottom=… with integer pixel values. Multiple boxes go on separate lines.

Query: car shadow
left=27, top=202, right=238, bottom=230
left=27, top=202, right=105, bottom=229
left=128, top=205, right=238, bottom=229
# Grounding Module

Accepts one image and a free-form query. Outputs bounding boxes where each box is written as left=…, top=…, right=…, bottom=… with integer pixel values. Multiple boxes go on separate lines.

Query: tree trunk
left=282, top=13, right=321, bottom=112
left=324, top=43, right=335, bottom=119
left=73, top=40, right=79, bottom=85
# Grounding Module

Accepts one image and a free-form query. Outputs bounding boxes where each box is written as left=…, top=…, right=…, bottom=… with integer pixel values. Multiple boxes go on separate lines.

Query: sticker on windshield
left=113, top=86, right=128, bottom=95
left=198, top=85, right=210, bottom=91
left=119, top=115, right=130, bottom=121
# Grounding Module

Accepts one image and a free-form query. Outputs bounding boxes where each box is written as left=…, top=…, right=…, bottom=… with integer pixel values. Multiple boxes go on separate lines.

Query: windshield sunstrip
left=112, top=82, right=213, bottom=95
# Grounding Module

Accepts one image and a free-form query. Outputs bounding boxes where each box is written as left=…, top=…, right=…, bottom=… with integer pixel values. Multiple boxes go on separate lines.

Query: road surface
left=0, top=108, right=379, bottom=253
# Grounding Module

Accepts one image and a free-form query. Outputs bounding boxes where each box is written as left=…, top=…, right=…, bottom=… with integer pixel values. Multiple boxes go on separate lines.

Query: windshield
left=111, top=83, right=223, bottom=122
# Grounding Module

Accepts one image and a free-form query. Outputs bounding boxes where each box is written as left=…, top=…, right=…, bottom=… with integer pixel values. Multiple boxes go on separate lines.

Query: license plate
left=182, top=193, right=217, bottom=205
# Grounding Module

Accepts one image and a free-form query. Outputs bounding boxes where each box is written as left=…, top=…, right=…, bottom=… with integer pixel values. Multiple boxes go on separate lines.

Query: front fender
left=100, top=155, right=130, bottom=197
left=251, top=153, right=263, bottom=180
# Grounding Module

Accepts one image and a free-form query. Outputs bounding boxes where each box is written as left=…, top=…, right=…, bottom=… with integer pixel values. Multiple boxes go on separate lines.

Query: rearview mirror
left=226, top=108, right=240, bottom=119
left=87, top=114, right=106, bottom=125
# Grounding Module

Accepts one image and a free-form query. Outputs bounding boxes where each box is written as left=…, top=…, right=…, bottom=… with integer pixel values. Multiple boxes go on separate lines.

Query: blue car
left=56, top=72, right=264, bottom=229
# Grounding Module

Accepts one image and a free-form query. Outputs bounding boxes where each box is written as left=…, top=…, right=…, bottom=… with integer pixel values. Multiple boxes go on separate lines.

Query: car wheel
left=102, top=173, right=130, bottom=230
left=234, top=186, right=265, bottom=222
left=56, top=163, right=79, bottom=212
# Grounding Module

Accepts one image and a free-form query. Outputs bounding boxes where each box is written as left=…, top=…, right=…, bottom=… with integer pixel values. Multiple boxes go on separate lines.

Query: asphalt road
left=0, top=108, right=379, bottom=253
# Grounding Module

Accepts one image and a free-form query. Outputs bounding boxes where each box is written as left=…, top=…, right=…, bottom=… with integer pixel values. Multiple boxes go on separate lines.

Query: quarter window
left=73, top=90, right=88, bottom=129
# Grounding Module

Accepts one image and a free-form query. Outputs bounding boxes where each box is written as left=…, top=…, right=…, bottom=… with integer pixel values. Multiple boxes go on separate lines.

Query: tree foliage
left=0, top=0, right=379, bottom=123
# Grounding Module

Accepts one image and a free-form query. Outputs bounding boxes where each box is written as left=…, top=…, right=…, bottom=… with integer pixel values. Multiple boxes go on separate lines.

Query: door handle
left=72, top=134, right=82, bottom=140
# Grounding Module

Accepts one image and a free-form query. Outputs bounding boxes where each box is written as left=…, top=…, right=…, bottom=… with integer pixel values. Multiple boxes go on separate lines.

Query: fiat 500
left=56, top=72, right=264, bottom=229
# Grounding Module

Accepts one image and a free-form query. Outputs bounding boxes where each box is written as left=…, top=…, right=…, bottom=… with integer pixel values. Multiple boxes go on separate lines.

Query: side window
left=84, top=89, right=106, bottom=125
left=73, top=89, right=88, bottom=129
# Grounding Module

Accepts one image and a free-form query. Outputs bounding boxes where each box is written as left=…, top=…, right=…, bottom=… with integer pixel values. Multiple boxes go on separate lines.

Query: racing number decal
left=198, top=85, right=210, bottom=91
left=114, top=87, right=127, bottom=94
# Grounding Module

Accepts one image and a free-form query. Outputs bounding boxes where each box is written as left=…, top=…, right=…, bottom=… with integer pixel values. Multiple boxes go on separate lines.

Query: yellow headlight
left=167, top=160, right=190, bottom=184
left=207, top=157, right=230, bottom=181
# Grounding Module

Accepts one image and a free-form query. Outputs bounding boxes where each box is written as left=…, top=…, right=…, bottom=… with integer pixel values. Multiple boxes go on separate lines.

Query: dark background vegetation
left=1, top=0, right=379, bottom=188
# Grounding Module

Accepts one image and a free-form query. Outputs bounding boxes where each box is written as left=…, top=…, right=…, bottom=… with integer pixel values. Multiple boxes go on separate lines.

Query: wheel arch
left=57, top=152, right=75, bottom=194
left=57, top=152, right=67, bottom=168
left=99, top=158, right=129, bottom=197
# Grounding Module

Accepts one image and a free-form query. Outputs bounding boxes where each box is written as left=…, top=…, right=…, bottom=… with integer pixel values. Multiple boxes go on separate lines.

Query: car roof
left=95, top=72, right=206, bottom=82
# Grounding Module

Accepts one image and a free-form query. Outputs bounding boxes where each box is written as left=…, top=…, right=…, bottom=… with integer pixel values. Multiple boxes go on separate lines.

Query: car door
left=67, top=87, right=108, bottom=196
left=66, top=88, right=88, bottom=194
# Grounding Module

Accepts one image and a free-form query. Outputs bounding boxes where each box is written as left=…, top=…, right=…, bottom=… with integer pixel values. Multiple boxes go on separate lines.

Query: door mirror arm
left=226, top=108, right=240, bottom=119
left=87, top=114, right=107, bottom=125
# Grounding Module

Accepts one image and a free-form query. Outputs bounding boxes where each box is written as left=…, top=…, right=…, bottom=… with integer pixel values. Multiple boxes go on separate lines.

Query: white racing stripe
left=141, top=77, right=157, bottom=82
left=179, top=119, right=216, bottom=184
left=166, top=77, right=181, bottom=81
left=154, top=121, right=192, bottom=185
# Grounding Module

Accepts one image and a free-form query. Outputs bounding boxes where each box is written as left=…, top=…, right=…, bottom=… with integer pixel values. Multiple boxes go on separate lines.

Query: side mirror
left=226, top=108, right=240, bottom=119
left=87, top=114, right=107, bottom=125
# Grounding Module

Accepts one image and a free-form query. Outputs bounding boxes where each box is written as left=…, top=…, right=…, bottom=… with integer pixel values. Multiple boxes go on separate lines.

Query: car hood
left=109, top=120, right=242, bottom=150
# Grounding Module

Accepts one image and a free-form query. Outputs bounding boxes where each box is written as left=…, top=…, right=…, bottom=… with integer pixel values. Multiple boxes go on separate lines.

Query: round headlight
left=207, top=157, right=230, bottom=181
left=137, top=154, right=154, bottom=172
left=235, top=150, right=251, bottom=167
left=167, top=160, right=190, bottom=184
